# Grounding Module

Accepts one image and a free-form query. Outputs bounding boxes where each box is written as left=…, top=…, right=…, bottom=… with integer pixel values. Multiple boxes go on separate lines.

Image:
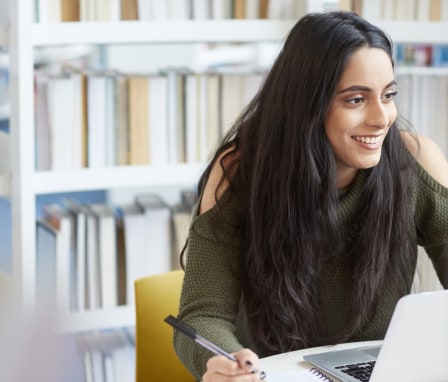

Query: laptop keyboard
left=335, top=361, right=376, bottom=381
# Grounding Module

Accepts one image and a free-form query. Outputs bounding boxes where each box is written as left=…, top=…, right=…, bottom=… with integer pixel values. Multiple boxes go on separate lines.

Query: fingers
left=233, top=348, right=261, bottom=373
left=203, top=349, right=266, bottom=382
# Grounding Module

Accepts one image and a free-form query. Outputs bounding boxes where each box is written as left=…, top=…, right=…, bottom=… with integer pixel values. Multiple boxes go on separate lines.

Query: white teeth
left=353, top=136, right=380, bottom=144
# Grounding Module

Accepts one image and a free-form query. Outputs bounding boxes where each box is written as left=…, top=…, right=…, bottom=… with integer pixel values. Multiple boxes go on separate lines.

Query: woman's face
left=325, top=46, right=397, bottom=188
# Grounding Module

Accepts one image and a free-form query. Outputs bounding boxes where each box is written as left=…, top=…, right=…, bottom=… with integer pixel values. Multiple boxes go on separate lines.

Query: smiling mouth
left=352, top=136, right=381, bottom=144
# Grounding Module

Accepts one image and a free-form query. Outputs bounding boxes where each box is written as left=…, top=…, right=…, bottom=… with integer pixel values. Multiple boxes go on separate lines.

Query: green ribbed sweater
left=174, top=163, right=448, bottom=380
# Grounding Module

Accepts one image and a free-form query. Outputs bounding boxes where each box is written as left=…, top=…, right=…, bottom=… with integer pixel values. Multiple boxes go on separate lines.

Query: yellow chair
left=134, top=270, right=195, bottom=382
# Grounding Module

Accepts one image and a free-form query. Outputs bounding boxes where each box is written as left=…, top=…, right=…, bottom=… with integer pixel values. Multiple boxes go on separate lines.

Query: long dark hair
left=197, top=11, right=416, bottom=355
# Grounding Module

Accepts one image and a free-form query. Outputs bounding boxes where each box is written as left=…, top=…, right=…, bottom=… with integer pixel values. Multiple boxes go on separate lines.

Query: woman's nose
left=366, top=101, right=392, bottom=129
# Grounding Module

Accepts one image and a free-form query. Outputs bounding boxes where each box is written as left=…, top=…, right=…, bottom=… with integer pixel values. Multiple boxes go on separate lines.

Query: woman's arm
left=174, top=152, right=263, bottom=379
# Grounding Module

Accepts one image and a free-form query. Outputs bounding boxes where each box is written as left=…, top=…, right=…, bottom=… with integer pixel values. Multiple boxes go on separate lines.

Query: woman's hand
left=202, top=348, right=266, bottom=381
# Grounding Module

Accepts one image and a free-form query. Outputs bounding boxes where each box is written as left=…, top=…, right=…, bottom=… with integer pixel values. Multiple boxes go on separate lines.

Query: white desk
left=260, top=340, right=383, bottom=380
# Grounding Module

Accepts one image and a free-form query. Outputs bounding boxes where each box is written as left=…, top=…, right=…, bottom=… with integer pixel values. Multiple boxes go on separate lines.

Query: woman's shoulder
left=199, top=147, right=240, bottom=214
left=400, top=131, right=448, bottom=188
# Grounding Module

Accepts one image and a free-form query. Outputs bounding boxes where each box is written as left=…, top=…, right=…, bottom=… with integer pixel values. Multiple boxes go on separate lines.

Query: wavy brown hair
left=196, top=11, right=416, bottom=355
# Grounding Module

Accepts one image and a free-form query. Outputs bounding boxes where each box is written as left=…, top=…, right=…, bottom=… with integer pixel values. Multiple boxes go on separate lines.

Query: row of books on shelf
left=394, top=44, right=448, bottom=67
left=35, top=0, right=322, bottom=23
left=341, top=0, right=448, bottom=21
left=35, top=0, right=448, bottom=24
left=77, top=327, right=135, bottom=382
left=36, top=191, right=197, bottom=313
left=34, top=66, right=265, bottom=171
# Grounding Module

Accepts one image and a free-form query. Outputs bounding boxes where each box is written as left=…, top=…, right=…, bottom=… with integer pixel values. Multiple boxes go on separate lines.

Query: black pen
left=164, top=315, right=267, bottom=379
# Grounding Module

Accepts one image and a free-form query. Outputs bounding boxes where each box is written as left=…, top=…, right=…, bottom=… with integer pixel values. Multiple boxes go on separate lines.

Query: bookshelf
left=3, top=0, right=448, bottom=340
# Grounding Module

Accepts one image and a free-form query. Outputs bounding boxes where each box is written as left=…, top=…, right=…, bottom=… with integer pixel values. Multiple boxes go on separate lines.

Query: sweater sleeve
left=173, top=193, right=244, bottom=380
left=415, top=163, right=448, bottom=288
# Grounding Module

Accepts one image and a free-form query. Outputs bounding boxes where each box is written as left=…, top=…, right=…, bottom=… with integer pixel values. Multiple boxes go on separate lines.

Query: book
left=42, top=204, right=73, bottom=312
left=442, top=0, right=448, bottom=20
left=351, top=0, right=363, bottom=16
left=234, top=0, right=246, bottom=19
left=395, top=0, right=416, bottom=21
left=70, top=69, right=86, bottom=169
left=166, top=0, right=191, bottom=20
left=121, top=204, right=147, bottom=305
left=63, top=198, right=88, bottom=311
left=61, top=0, right=80, bottom=21
left=171, top=189, right=197, bottom=269
left=34, top=71, right=52, bottom=170
left=96, top=0, right=113, bottom=21
left=80, top=0, right=96, bottom=21
left=220, top=72, right=244, bottom=137
left=361, top=0, right=381, bottom=19
left=152, top=1, right=169, bottom=20
left=242, top=71, right=264, bottom=107
left=381, top=0, right=395, bottom=19
left=430, top=0, right=442, bottom=20
left=85, top=206, right=101, bottom=309
left=205, top=72, right=221, bottom=158
left=38, top=0, right=62, bottom=23
left=259, top=0, right=269, bottom=18
left=211, top=0, right=231, bottom=19
left=47, top=72, right=79, bottom=170
left=165, top=68, right=188, bottom=163
left=245, top=0, right=260, bottom=19
left=192, top=0, right=211, bottom=19
left=104, top=72, right=117, bottom=166
left=198, top=72, right=209, bottom=162
left=36, top=219, right=58, bottom=311
left=114, top=74, right=130, bottom=166
left=121, top=0, right=138, bottom=20
left=128, top=74, right=150, bottom=165
left=148, top=73, right=169, bottom=165
left=135, top=193, right=173, bottom=274
left=417, top=0, right=431, bottom=21
left=137, top=0, right=154, bottom=20
left=115, top=211, right=127, bottom=306
left=87, top=72, right=108, bottom=168
left=185, top=72, right=200, bottom=163
left=88, top=203, right=118, bottom=309
left=338, top=0, right=352, bottom=12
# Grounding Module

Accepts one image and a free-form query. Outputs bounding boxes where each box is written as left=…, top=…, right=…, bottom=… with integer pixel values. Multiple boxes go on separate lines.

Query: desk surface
left=260, top=340, right=383, bottom=377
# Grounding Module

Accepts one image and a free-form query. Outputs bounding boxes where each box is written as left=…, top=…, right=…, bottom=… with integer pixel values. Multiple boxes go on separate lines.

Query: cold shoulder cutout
left=401, top=131, right=448, bottom=188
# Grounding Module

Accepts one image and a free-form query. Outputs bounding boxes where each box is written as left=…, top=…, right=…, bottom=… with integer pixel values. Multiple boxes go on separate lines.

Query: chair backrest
left=134, top=270, right=195, bottom=382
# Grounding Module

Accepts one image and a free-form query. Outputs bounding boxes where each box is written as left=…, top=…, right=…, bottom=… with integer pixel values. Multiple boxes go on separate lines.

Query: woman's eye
left=347, top=96, right=364, bottom=105
left=383, top=91, right=398, bottom=100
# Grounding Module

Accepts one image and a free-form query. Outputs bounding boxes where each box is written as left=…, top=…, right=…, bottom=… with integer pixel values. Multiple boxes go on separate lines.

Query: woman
left=174, top=11, right=448, bottom=381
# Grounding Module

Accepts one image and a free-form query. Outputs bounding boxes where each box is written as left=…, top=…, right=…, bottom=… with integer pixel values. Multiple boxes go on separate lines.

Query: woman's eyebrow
left=337, top=80, right=397, bottom=94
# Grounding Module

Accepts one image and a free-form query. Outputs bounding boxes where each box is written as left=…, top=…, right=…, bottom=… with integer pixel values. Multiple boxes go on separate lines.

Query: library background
left=0, top=0, right=447, bottom=381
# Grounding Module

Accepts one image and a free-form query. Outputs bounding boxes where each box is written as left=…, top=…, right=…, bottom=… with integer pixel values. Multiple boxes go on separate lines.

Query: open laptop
left=303, top=289, right=448, bottom=382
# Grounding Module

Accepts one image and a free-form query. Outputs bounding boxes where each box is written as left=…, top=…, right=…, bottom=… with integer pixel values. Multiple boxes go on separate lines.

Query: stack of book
left=35, top=191, right=197, bottom=313
left=35, top=0, right=318, bottom=23
left=34, top=67, right=266, bottom=170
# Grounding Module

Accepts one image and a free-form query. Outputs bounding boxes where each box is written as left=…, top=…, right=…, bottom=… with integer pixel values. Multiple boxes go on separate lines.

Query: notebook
left=268, top=368, right=337, bottom=381
left=303, top=289, right=448, bottom=382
